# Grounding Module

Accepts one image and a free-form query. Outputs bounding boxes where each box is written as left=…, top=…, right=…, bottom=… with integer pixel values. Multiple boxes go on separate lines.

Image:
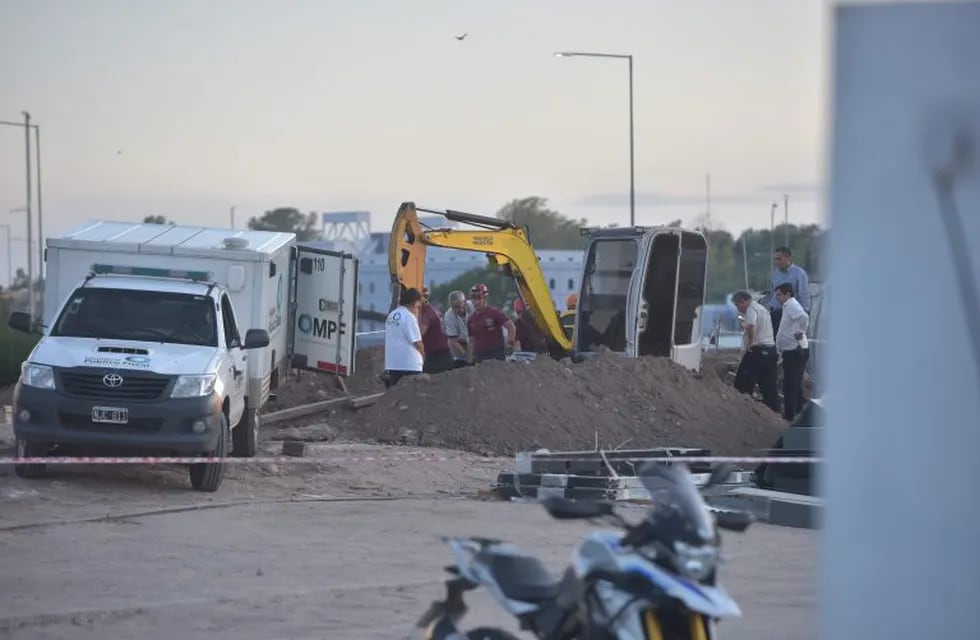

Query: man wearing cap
left=731, top=290, right=780, bottom=413
left=466, top=283, right=516, bottom=363
left=419, top=287, right=454, bottom=374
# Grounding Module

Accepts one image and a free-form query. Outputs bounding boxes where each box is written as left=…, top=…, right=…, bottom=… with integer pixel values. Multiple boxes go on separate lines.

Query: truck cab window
left=220, top=295, right=241, bottom=348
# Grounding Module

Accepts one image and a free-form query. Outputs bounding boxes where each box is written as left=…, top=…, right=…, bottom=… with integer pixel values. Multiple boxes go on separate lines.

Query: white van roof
left=47, top=220, right=295, bottom=262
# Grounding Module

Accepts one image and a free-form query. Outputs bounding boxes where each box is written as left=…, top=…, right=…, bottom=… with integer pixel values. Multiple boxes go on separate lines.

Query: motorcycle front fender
left=422, top=616, right=468, bottom=640
left=417, top=576, right=476, bottom=632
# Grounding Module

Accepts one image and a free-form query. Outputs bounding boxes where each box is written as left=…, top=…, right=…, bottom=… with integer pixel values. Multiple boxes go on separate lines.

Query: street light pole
left=22, top=111, right=35, bottom=324
left=628, top=55, right=634, bottom=227
left=35, top=125, right=43, bottom=281
left=783, top=193, right=790, bottom=246
left=555, top=51, right=635, bottom=227
left=770, top=201, right=778, bottom=257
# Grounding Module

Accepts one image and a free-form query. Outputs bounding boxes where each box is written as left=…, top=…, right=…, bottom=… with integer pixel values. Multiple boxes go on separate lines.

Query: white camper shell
left=10, top=220, right=358, bottom=491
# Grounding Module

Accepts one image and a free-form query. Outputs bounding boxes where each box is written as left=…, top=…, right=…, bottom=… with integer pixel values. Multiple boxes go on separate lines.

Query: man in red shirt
left=419, top=287, right=454, bottom=374
left=466, top=283, right=516, bottom=363
left=513, top=298, right=548, bottom=353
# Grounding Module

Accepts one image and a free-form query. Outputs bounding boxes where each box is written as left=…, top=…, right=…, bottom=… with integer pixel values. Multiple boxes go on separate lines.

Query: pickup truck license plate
left=92, top=406, right=129, bottom=424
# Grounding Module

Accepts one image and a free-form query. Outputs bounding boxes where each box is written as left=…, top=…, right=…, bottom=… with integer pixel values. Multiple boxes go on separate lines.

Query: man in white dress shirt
left=774, top=282, right=810, bottom=421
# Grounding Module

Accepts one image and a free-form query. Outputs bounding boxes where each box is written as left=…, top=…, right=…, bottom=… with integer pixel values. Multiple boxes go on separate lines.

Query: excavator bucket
left=388, top=201, right=427, bottom=312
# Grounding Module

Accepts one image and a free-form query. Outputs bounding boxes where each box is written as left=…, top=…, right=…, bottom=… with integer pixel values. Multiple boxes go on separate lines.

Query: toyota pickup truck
left=7, top=220, right=358, bottom=491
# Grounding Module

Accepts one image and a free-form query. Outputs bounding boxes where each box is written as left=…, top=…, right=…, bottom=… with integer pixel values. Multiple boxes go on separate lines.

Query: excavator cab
left=573, top=226, right=708, bottom=371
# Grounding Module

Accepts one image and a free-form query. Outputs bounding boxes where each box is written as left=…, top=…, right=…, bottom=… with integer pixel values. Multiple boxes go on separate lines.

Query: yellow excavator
left=387, top=201, right=710, bottom=371
left=388, top=202, right=572, bottom=355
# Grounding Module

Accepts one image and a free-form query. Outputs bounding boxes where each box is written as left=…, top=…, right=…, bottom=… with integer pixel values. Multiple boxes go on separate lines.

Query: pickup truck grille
left=59, top=370, right=172, bottom=401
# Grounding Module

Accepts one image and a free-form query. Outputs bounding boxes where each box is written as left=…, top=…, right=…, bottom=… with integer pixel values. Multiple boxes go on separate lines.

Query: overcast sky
left=0, top=0, right=832, bottom=284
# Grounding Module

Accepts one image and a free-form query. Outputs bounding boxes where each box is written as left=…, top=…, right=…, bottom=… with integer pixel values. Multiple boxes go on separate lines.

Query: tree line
left=137, top=200, right=823, bottom=305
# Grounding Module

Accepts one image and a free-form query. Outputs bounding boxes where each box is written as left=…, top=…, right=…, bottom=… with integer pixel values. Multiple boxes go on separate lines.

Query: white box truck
left=6, top=220, right=358, bottom=491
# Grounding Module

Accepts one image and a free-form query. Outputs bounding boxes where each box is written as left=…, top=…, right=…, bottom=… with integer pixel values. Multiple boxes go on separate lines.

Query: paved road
left=0, top=495, right=817, bottom=640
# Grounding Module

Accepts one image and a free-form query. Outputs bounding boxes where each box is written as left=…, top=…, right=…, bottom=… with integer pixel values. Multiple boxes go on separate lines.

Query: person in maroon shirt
left=466, top=283, right=516, bottom=363
left=419, top=288, right=454, bottom=374
left=513, top=298, right=548, bottom=353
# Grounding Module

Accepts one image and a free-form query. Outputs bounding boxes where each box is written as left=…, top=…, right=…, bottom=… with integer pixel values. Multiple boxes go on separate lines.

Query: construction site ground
left=0, top=348, right=815, bottom=639
left=0, top=441, right=816, bottom=640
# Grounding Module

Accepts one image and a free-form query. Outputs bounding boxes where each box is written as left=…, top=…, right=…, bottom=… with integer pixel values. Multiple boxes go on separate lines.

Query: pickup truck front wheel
left=189, top=413, right=229, bottom=492
left=14, top=436, right=49, bottom=479
left=232, top=407, right=259, bottom=458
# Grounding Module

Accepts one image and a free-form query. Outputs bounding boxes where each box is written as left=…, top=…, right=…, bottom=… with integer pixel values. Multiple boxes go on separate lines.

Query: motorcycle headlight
left=171, top=374, right=217, bottom=398
left=673, top=541, right=718, bottom=582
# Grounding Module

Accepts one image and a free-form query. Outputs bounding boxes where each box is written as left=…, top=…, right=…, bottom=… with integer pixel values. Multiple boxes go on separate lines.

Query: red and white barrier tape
left=0, top=455, right=822, bottom=466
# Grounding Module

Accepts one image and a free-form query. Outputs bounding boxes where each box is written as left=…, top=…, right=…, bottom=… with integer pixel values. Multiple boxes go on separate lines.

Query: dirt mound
left=262, top=346, right=385, bottom=413
left=334, top=353, right=786, bottom=456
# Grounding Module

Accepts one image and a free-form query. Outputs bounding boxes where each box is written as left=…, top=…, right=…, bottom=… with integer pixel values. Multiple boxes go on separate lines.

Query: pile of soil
left=332, top=352, right=786, bottom=457
left=262, top=347, right=386, bottom=413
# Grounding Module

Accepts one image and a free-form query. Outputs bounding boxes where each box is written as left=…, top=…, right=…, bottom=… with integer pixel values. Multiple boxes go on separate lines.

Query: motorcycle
left=416, top=461, right=753, bottom=640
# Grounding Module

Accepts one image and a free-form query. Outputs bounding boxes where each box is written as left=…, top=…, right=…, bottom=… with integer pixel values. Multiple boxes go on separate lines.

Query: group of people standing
left=382, top=282, right=545, bottom=388
left=731, top=246, right=812, bottom=422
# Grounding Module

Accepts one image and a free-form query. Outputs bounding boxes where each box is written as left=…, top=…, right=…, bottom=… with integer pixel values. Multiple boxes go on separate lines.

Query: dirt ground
left=289, top=349, right=787, bottom=457
left=0, top=448, right=818, bottom=640
left=0, top=359, right=816, bottom=640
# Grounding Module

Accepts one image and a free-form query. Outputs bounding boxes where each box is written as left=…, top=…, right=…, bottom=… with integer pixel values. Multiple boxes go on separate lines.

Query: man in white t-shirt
left=383, top=287, right=425, bottom=388
left=774, top=282, right=810, bottom=421
left=731, top=291, right=780, bottom=413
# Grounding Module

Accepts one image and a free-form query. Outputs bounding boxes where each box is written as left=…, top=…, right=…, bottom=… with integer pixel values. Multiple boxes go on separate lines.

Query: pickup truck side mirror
left=243, top=329, right=270, bottom=350
left=8, top=311, right=33, bottom=334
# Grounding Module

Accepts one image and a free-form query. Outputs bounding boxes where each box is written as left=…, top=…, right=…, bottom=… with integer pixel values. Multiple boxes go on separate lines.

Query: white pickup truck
left=7, top=220, right=359, bottom=491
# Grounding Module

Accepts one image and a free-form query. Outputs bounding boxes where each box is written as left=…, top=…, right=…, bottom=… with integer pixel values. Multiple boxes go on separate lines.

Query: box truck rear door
left=289, top=246, right=359, bottom=377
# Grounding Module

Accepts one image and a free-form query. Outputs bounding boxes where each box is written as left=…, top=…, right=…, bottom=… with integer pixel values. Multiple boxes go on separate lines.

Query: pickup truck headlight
left=171, top=374, right=217, bottom=398
left=21, top=363, right=55, bottom=390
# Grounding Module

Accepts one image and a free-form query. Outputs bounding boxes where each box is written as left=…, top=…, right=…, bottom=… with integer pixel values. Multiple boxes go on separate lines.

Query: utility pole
left=783, top=193, right=790, bottom=246
left=230, top=205, right=236, bottom=229
left=22, top=111, right=35, bottom=324
left=35, top=125, right=43, bottom=282
left=770, top=202, right=778, bottom=258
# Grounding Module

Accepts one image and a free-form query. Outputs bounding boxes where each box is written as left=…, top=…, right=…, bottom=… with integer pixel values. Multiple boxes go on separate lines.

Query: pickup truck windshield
left=51, top=287, right=218, bottom=347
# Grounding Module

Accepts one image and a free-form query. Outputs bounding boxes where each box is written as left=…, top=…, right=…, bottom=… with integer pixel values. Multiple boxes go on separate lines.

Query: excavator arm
left=388, top=201, right=573, bottom=353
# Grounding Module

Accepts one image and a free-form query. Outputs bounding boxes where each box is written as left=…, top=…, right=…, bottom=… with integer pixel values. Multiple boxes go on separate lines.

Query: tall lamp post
left=554, top=51, right=635, bottom=227
left=770, top=202, right=779, bottom=258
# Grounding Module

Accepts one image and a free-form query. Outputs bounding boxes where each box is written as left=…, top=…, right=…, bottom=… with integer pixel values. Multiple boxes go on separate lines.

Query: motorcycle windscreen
left=637, top=462, right=717, bottom=545
left=290, top=246, right=358, bottom=377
